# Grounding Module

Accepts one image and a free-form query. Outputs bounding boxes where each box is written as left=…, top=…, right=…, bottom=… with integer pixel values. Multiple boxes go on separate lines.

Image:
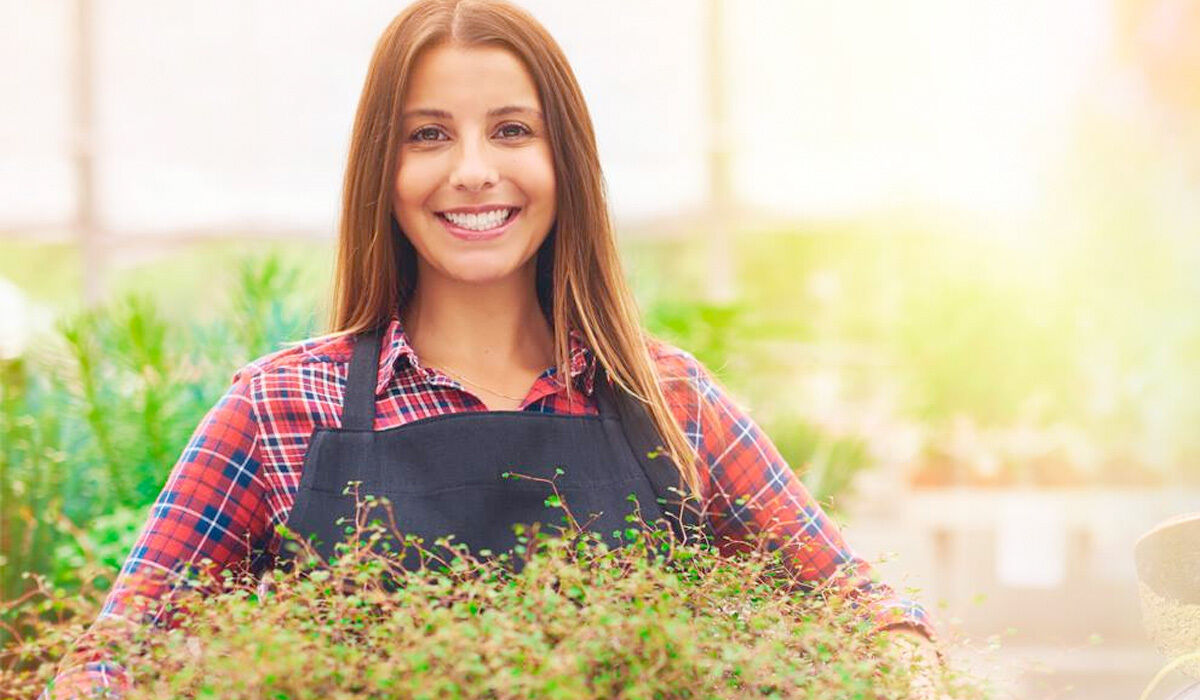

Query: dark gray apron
left=270, top=326, right=711, bottom=581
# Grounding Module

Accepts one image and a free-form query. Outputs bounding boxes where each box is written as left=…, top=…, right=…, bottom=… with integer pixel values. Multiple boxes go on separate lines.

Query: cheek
left=526, top=149, right=556, bottom=205
left=393, top=162, right=437, bottom=210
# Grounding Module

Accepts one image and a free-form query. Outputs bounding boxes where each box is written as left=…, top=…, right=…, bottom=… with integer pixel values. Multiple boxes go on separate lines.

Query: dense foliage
left=6, top=483, right=991, bottom=698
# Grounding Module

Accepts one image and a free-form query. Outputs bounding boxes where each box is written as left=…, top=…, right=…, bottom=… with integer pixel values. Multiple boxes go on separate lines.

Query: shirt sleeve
left=653, top=344, right=941, bottom=648
left=40, top=368, right=271, bottom=699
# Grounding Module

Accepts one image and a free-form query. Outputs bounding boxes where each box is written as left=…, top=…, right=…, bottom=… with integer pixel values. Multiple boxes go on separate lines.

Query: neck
left=401, top=262, right=554, bottom=375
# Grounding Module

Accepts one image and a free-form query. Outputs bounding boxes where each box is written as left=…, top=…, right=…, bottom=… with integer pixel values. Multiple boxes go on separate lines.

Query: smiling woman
left=390, top=43, right=562, bottom=409
left=41, top=1, right=943, bottom=697
left=394, top=45, right=555, bottom=279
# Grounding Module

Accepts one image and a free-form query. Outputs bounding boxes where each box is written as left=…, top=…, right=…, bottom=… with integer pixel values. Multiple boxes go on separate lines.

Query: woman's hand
left=879, top=626, right=951, bottom=699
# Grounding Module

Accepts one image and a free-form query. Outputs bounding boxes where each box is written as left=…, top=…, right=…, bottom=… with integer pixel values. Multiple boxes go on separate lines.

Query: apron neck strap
left=342, top=327, right=383, bottom=431
left=596, top=363, right=710, bottom=547
left=591, top=364, right=621, bottom=419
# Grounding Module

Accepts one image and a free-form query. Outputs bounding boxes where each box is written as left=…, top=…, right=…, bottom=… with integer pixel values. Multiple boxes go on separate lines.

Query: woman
left=43, top=1, right=944, bottom=697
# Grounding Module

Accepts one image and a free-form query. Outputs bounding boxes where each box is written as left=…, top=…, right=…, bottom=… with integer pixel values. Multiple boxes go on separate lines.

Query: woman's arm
left=40, top=368, right=272, bottom=699
left=652, top=344, right=941, bottom=650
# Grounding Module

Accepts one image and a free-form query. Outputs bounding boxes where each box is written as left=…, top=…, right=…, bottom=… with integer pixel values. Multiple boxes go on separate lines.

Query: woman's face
left=393, top=43, right=556, bottom=288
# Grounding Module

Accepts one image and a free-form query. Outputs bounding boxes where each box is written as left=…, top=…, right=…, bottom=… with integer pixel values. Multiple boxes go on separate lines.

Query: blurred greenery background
left=3, top=210, right=1198, bottom=612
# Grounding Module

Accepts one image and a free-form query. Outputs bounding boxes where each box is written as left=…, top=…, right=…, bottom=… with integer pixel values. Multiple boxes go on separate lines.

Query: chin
left=439, top=259, right=524, bottom=285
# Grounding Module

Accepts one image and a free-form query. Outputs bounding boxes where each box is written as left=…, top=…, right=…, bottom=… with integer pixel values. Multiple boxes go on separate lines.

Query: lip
left=436, top=207, right=521, bottom=241
left=437, top=204, right=520, bottom=215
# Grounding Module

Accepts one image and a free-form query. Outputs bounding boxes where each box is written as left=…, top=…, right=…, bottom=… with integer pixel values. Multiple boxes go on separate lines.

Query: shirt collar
left=371, top=312, right=598, bottom=398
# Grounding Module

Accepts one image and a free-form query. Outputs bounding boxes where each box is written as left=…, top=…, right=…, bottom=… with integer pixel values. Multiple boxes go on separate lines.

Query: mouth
left=435, top=207, right=522, bottom=241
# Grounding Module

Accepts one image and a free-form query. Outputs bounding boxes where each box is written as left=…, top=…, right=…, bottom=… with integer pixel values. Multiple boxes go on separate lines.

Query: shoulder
left=643, top=334, right=750, bottom=424
left=644, top=335, right=698, bottom=377
left=229, top=331, right=357, bottom=387
left=643, top=335, right=724, bottom=399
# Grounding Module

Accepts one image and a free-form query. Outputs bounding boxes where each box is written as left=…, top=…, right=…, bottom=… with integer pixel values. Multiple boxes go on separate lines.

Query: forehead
left=403, top=43, right=541, bottom=114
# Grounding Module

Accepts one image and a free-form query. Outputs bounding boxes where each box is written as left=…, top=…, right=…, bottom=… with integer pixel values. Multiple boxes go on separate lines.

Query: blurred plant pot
left=1136, top=512, right=1200, bottom=681
left=908, top=447, right=960, bottom=488
left=1100, top=451, right=1166, bottom=487
left=1028, top=448, right=1088, bottom=487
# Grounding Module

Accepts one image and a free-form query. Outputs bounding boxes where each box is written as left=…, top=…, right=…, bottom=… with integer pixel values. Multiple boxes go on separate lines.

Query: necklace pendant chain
left=438, top=366, right=526, bottom=402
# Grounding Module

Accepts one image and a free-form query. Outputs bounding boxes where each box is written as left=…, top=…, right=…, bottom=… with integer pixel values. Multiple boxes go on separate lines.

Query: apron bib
left=272, top=327, right=710, bottom=579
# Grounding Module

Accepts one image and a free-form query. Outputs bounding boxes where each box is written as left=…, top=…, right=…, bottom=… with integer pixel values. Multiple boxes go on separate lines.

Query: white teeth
left=443, top=208, right=512, bottom=231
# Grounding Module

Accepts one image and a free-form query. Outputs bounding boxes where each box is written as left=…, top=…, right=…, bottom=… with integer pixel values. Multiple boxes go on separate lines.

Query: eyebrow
left=400, top=105, right=544, bottom=121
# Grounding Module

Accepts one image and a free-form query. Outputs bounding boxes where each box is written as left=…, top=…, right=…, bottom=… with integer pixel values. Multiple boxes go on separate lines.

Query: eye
left=496, top=122, right=532, bottom=139
left=409, top=126, right=447, bottom=142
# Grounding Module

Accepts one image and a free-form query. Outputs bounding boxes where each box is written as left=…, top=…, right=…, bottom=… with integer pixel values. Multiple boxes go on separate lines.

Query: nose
left=447, top=132, right=499, bottom=192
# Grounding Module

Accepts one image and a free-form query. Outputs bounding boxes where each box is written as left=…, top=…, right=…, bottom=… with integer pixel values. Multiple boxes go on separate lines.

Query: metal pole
left=72, top=0, right=104, bottom=306
left=704, top=0, right=736, bottom=304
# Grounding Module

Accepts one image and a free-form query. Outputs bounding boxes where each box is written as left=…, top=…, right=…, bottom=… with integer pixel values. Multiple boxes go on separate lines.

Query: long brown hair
left=324, top=0, right=709, bottom=506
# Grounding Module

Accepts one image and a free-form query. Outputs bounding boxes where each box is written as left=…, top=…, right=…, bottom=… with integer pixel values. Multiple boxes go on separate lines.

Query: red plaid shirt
left=43, top=312, right=938, bottom=698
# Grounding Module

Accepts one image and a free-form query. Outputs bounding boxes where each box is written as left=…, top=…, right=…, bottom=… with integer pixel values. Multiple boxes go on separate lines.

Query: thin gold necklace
left=436, top=365, right=526, bottom=401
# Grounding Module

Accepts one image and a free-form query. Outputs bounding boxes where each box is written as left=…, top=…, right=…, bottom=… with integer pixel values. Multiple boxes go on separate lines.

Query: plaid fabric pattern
left=42, top=312, right=938, bottom=698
